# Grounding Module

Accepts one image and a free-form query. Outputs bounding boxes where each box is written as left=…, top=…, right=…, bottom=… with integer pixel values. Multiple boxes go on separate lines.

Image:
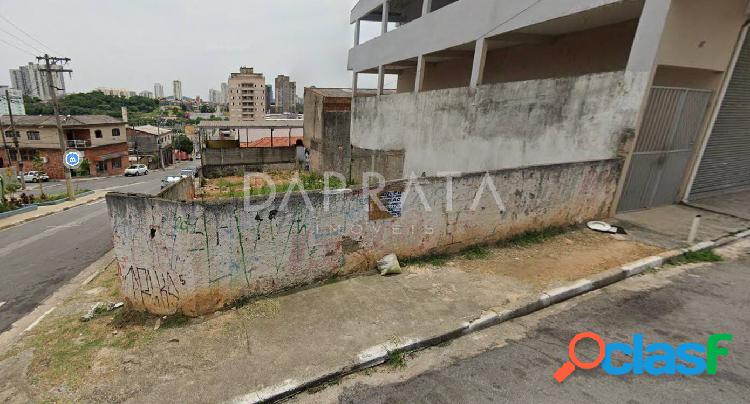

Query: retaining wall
left=106, top=159, right=621, bottom=316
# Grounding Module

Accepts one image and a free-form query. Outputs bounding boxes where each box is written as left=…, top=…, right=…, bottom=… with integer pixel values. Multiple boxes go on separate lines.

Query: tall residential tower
left=228, top=67, right=265, bottom=121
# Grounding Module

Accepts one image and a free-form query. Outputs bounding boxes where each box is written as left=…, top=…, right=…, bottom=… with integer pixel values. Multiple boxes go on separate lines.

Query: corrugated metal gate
left=618, top=87, right=713, bottom=212
left=690, top=31, right=750, bottom=199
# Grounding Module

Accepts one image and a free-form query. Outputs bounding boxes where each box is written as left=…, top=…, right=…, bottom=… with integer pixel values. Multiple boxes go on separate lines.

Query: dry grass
left=8, top=262, right=159, bottom=395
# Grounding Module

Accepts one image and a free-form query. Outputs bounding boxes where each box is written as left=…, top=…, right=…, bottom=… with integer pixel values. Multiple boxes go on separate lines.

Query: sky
left=0, top=0, right=390, bottom=99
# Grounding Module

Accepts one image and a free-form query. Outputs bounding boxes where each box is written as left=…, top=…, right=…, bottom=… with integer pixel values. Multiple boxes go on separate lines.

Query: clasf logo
left=554, top=332, right=732, bottom=383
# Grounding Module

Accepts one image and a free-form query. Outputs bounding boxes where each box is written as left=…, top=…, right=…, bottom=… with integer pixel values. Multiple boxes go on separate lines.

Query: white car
left=17, top=171, right=50, bottom=183
left=124, top=164, right=149, bottom=176
left=161, top=175, right=182, bottom=188
left=180, top=168, right=197, bottom=178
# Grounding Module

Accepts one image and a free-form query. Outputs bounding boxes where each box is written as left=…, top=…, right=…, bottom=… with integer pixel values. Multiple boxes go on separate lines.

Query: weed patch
left=500, top=227, right=569, bottom=247
left=402, top=253, right=451, bottom=267
left=161, top=313, right=190, bottom=329
left=670, top=249, right=723, bottom=265
left=387, top=351, right=406, bottom=368
left=462, top=245, right=490, bottom=260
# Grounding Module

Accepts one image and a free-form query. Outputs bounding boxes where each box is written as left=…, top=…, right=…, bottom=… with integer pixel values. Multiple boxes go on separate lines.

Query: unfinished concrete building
left=349, top=0, right=750, bottom=212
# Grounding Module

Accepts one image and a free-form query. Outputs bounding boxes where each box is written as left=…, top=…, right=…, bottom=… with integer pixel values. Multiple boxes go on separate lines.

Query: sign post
left=62, top=150, right=83, bottom=201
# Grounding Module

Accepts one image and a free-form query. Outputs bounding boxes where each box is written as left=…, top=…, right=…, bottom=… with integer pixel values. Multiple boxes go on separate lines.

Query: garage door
left=690, top=30, right=750, bottom=198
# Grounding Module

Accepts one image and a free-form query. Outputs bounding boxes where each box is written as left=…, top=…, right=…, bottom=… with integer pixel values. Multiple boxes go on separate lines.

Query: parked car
left=124, top=164, right=149, bottom=176
left=161, top=175, right=182, bottom=188
left=17, top=171, right=50, bottom=183
left=180, top=168, right=197, bottom=178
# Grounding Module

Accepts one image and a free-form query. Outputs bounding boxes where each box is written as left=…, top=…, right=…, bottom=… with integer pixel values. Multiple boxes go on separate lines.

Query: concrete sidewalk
left=0, top=190, right=107, bottom=231
left=0, top=197, right=748, bottom=403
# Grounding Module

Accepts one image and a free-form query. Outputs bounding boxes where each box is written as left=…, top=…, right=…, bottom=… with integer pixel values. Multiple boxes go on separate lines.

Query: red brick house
left=1, top=115, right=128, bottom=179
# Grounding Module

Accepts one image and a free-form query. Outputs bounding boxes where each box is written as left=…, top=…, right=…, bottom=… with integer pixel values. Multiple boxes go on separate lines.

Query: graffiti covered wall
left=106, top=159, right=621, bottom=316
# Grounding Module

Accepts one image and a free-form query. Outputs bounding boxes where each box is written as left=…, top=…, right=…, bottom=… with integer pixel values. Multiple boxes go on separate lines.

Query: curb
left=32, top=190, right=96, bottom=207
left=234, top=229, right=750, bottom=403
left=0, top=192, right=107, bottom=231
left=0, top=204, right=38, bottom=220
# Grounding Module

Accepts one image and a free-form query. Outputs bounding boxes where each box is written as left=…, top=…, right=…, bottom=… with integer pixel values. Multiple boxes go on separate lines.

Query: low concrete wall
left=351, top=71, right=649, bottom=177
left=201, top=147, right=296, bottom=177
left=158, top=177, right=195, bottom=201
left=107, top=159, right=621, bottom=316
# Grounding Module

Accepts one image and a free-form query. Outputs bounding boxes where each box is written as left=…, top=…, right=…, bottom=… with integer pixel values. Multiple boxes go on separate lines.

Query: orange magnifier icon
left=553, top=332, right=606, bottom=383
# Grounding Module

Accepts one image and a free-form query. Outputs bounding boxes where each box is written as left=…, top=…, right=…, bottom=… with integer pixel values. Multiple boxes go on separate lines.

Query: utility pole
left=4, top=89, right=25, bottom=190
left=37, top=54, right=74, bottom=200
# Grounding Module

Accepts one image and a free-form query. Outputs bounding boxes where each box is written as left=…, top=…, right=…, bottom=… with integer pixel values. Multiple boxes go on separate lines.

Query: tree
left=24, top=92, right=159, bottom=119
left=77, top=158, right=91, bottom=177
left=200, top=104, right=216, bottom=113
left=31, top=156, right=46, bottom=197
left=174, top=135, right=194, bottom=155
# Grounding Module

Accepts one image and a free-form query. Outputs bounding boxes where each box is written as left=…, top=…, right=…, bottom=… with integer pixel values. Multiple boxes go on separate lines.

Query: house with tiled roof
left=1, top=114, right=128, bottom=178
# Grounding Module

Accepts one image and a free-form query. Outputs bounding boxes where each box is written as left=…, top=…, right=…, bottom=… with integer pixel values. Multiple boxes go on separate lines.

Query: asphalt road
left=16, top=164, right=193, bottom=197
left=0, top=162, right=196, bottom=333
left=340, top=251, right=750, bottom=403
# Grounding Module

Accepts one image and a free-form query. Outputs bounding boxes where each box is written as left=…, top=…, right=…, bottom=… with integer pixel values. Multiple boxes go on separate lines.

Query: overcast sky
left=0, top=0, right=389, bottom=99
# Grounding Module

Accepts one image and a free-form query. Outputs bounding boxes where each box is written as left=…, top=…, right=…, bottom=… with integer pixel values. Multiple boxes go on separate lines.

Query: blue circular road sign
left=64, top=150, right=83, bottom=169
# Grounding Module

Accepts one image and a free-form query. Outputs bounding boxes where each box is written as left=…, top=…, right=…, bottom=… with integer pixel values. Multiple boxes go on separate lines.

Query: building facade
left=173, top=80, right=183, bottom=101
left=139, top=90, right=153, bottom=98
left=265, top=84, right=273, bottom=112
left=0, top=86, right=26, bottom=116
left=347, top=0, right=750, bottom=212
left=8, top=62, right=66, bottom=101
left=209, top=88, right=222, bottom=104
left=0, top=115, right=128, bottom=178
left=228, top=67, right=266, bottom=121
left=154, top=83, right=164, bottom=99
left=274, top=75, right=296, bottom=113
left=126, top=125, right=174, bottom=169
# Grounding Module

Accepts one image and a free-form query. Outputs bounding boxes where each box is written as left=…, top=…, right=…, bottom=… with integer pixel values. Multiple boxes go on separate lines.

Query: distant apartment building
left=0, top=86, right=26, bottom=116
left=139, top=90, right=154, bottom=98
left=228, top=67, right=266, bottom=121
left=265, top=84, right=273, bottom=112
left=154, top=83, right=165, bottom=98
left=95, top=87, right=132, bottom=97
left=221, top=82, right=228, bottom=104
left=274, top=75, right=296, bottom=113
left=0, top=115, right=128, bottom=177
left=173, top=80, right=183, bottom=101
left=209, top=88, right=221, bottom=104
left=9, top=62, right=66, bottom=101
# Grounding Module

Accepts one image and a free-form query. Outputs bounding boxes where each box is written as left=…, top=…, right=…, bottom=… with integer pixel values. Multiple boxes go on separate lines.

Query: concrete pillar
left=381, top=1, right=389, bottom=35
left=351, top=71, right=359, bottom=97
left=377, top=65, right=385, bottom=95
left=415, top=55, right=426, bottom=92
left=626, top=0, right=672, bottom=72
left=353, top=19, right=361, bottom=46
left=469, top=38, right=488, bottom=88
left=422, top=0, right=432, bottom=15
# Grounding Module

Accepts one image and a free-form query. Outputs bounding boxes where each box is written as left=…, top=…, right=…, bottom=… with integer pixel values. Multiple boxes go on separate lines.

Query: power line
left=0, top=25, right=46, bottom=54
left=0, top=36, right=36, bottom=57
left=0, top=12, right=61, bottom=55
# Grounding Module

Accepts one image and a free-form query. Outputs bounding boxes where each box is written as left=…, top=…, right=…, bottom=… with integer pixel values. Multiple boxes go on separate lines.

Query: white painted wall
left=351, top=71, right=650, bottom=176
